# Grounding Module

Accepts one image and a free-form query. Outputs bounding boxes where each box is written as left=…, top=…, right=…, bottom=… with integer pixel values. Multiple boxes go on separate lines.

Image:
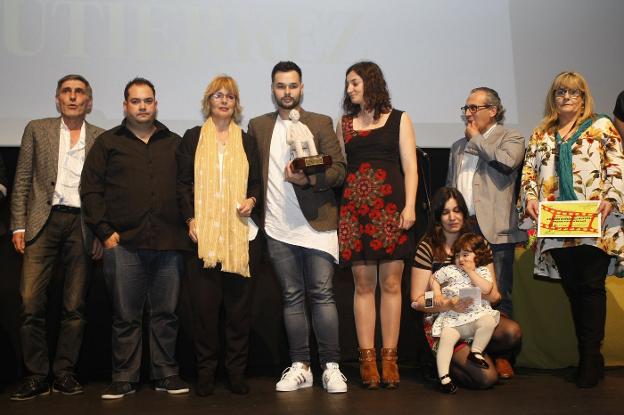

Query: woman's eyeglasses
left=554, top=88, right=583, bottom=98
left=210, top=92, right=236, bottom=102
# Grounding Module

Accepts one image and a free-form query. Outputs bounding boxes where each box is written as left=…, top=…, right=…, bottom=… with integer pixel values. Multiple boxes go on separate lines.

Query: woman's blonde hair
left=201, top=75, right=243, bottom=123
left=537, top=71, right=594, bottom=134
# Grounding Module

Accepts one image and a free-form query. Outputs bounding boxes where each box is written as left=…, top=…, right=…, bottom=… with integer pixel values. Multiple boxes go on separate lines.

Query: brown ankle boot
left=358, top=348, right=380, bottom=389
left=381, top=347, right=399, bottom=389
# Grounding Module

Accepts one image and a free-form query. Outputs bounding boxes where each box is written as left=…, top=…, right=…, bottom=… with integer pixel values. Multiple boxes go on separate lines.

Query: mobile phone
left=424, top=291, right=434, bottom=308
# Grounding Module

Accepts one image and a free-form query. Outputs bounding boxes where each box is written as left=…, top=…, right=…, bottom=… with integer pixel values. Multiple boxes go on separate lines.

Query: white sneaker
left=322, top=362, right=347, bottom=393
left=275, top=362, right=313, bottom=392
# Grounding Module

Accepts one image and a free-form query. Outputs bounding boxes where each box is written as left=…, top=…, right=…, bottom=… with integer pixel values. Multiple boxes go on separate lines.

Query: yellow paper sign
left=538, top=200, right=601, bottom=238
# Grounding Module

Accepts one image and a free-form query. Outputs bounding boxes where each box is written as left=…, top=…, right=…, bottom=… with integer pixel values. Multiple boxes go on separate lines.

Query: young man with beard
left=248, top=61, right=348, bottom=393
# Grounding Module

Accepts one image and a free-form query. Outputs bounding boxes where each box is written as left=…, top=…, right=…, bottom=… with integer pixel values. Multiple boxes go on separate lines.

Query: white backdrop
left=0, top=0, right=622, bottom=146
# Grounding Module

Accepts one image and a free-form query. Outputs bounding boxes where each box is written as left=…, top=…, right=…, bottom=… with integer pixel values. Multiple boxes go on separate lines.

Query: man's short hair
left=56, top=74, right=92, bottom=99
left=271, top=61, right=302, bottom=83
left=124, top=77, right=156, bottom=100
left=471, top=86, right=506, bottom=123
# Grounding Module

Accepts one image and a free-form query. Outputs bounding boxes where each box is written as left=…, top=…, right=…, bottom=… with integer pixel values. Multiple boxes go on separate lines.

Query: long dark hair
left=426, top=187, right=471, bottom=261
left=342, top=61, right=392, bottom=121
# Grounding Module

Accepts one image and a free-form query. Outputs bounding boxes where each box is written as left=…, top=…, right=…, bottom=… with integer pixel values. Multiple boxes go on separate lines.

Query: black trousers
left=549, top=245, right=611, bottom=358
left=185, top=238, right=260, bottom=379
left=20, top=210, right=90, bottom=378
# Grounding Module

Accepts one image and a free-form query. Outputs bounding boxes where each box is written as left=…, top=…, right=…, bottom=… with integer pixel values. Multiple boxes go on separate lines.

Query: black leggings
left=549, top=245, right=610, bottom=358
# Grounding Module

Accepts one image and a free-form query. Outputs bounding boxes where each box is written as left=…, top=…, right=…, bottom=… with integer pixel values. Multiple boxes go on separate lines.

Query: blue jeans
left=103, top=245, right=182, bottom=382
left=266, top=236, right=340, bottom=365
left=491, top=243, right=515, bottom=317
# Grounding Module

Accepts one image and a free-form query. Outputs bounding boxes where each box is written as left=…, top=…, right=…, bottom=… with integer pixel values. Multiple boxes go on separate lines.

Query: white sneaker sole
left=154, top=387, right=190, bottom=395
left=101, top=389, right=136, bottom=400
left=323, top=383, right=347, bottom=393
left=275, top=382, right=313, bottom=392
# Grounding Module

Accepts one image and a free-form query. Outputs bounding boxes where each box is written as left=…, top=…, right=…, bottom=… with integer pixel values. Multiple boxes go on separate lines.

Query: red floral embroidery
left=342, top=115, right=372, bottom=144
left=338, top=116, right=410, bottom=261
left=354, top=240, right=363, bottom=252
left=370, top=239, right=383, bottom=250
left=375, top=169, right=387, bottom=181
left=364, top=224, right=377, bottom=236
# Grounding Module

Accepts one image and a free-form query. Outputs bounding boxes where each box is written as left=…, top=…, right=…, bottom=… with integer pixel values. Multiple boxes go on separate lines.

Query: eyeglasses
left=554, top=88, right=583, bottom=98
left=210, top=92, right=236, bottom=102
left=460, top=104, right=492, bottom=113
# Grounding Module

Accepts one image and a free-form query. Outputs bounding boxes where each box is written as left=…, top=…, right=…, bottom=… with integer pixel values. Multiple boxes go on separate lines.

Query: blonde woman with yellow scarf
left=176, top=75, right=261, bottom=397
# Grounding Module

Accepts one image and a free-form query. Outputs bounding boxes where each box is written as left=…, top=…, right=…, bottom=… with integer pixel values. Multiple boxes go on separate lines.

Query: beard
left=274, top=93, right=301, bottom=110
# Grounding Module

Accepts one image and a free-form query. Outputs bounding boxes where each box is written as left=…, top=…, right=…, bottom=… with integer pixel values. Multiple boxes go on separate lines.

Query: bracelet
left=186, top=217, right=194, bottom=225
left=250, top=196, right=257, bottom=206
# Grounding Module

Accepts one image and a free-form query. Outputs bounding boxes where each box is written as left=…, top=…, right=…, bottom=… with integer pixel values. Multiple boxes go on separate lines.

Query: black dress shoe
left=467, top=352, right=489, bottom=369
left=196, top=378, right=215, bottom=397
left=10, top=377, right=51, bottom=401
left=53, top=374, right=83, bottom=395
left=228, top=376, right=250, bottom=395
left=439, top=375, right=457, bottom=394
left=101, top=381, right=136, bottom=400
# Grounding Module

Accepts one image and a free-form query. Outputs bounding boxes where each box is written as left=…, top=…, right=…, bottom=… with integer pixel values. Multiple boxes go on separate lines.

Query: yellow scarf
left=194, top=117, right=250, bottom=277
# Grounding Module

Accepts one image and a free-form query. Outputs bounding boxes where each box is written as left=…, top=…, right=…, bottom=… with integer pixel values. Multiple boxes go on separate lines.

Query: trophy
left=287, top=109, right=332, bottom=174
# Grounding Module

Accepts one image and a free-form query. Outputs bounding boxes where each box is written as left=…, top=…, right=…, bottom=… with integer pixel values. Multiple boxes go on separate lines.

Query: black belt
left=52, top=205, right=81, bottom=214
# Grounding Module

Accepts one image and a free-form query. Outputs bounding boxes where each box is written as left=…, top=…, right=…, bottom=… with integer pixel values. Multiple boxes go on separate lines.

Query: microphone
left=416, top=146, right=429, bottom=159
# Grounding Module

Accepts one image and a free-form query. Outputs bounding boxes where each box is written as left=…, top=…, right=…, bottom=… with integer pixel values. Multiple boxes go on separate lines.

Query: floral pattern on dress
left=339, top=161, right=405, bottom=261
left=519, top=116, right=624, bottom=278
left=342, top=116, right=371, bottom=145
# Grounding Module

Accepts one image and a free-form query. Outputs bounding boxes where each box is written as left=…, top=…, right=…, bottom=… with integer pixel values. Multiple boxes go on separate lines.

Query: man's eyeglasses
left=210, top=92, right=236, bottom=102
left=460, top=104, right=492, bottom=113
left=554, top=88, right=583, bottom=98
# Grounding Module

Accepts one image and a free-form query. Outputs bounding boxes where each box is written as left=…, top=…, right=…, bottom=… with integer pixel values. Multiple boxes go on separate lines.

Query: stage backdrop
left=0, top=0, right=623, bottom=147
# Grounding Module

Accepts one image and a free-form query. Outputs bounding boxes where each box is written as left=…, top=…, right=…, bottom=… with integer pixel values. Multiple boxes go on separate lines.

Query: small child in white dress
left=431, top=233, right=500, bottom=393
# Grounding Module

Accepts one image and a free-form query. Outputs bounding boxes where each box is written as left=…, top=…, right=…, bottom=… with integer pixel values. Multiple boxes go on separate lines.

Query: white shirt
left=456, top=123, right=497, bottom=215
left=264, top=116, right=339, bottom=261
left=52, top=119, right=86, bottom=208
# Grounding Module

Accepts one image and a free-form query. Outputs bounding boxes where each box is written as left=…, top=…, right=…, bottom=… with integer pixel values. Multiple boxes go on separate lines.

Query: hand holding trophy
left=287, top=109, right=332, bottom=174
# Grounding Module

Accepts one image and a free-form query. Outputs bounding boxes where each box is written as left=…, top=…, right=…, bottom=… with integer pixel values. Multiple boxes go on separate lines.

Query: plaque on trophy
left=287, top=109, right=332, bottom=174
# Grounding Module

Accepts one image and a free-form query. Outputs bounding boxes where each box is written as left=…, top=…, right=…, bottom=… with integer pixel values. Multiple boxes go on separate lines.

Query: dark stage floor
left=2, top=365, right=623, bottom=415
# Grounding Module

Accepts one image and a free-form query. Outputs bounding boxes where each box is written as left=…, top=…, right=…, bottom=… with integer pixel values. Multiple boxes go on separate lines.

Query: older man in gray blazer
left=447, top=87, right=526, bottom=319
left=9, top=74, right=104, bottom=401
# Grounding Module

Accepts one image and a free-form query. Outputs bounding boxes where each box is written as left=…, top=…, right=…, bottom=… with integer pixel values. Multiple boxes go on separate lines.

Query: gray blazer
left=10, top=117, right=104, bottom=245
left=446, top=124, right=527, bottom=244
left=247, top=109, right=346, bottom=232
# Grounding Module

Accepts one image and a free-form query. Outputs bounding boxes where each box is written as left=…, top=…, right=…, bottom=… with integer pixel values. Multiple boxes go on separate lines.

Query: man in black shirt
left=81, top=78, right=191, bottom=399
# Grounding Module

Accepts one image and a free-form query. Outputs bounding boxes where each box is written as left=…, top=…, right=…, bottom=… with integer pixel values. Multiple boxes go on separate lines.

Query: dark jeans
left=550, top=245, right=610, bottom=358
left=103, top=245, right=182, bottom=382
left=186, top=238, right=260, bottom=379
left=20, top=210, right=90, bottom=379
left=470, top=217, right=516, bottom=317
left=266, top=235, right=340, bottom=365
left=491, top=243, right=515, bottom=317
